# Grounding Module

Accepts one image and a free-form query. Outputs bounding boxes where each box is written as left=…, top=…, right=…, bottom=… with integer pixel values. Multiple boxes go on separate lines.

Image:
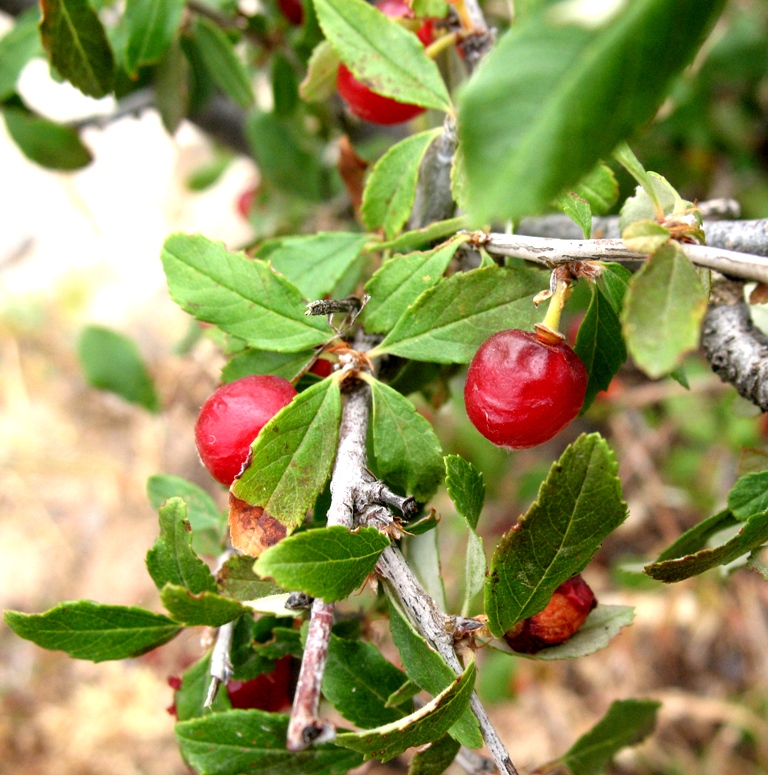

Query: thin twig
left=204, top=620, right=234, bottom=708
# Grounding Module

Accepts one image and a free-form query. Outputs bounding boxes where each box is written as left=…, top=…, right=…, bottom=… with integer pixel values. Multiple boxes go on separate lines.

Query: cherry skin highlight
left=464, top=329, right=587, bottom=449
left=195, top=375, right=297, bottom=486
left=335, top=0, right=430, bottom=126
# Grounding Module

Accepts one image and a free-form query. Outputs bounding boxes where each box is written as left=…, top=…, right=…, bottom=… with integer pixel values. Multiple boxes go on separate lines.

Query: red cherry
left=309, top=358, right=333, bottom=378
left=336, top=0, right=429, bottom=126
left=236, top=187, right=257, bottom=219
left=227, top=656, right=294, bottom=712
left=277, top=0, right=304, bottom=25
left=504, top=575, right=597, bottom=654
left=195, top=375, right=297, bottom=486
left=464, top=329, right=587, bottom=449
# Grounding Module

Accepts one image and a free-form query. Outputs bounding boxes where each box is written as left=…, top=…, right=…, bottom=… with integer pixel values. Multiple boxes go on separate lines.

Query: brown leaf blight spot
left=337, top=135, right=368, bottom=214
left=228, top=493, right=287, bottom=557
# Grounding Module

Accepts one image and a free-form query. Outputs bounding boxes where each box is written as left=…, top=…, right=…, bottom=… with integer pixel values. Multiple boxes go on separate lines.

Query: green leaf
left=231, top=378, right=342, bottom=551
left=160, top=584, right=248, bottom=627
left=598, top=262, right=632, bottom=312
left=3, top=108, right=92, bottom=171
left=272, top=52, right=299, bottom=117
left=361, top=129, right=442, bottom=239
left=572, top=163, right=619, bottom=216
left=555, top=192, right=592, bottom=239
left=371, top=265, right=546, bottom=363
left=77, top=325, right=158, bottom=410
left=747, top=549, right=768, bottom=581
left=728, top=471, right=768, bottom=520
left=463, top=530, right=486, bottom=618
left=190, top=16, right=253, bottom=108
left=323, top=635, right=412, bottom=728
left=313, top=0, right=451, bottom=112
left=176, top=709, right=363, bottom=775
left=619, top=172, right=689, bottom=231
left=175, top=653, right=232, bottom=721
left=161, top=233, right=329, bottom=352
left=123, top=0, right=185, bottom=74
left=222, top=349, right=315, bottom=383
left=39, top=0, right=115, bottom=98
left=563, top=698, right=661, bottom=775
left=645, top=510, right=768, bottom=582
left=216, top=554, right=283, bottom=601
left=366, top=378, right=444, bottom=502
left=408, top=733, right=461, bottom=775
left=387, top=595, right=483, bottom=749
left=146, top=498, right=217, bottom=594
left=335, top=661, right=476, bottom=762
left=412, top=0, right=448, bottom=15
left=154, top=37, right=189, bottom=134
left=457, top=0, right=726, bottom=222
left=485, top=433, right=627, bottom=637
left=574, top=284, right=627, bottom=413
left=254, top=526, right=389, bottom=602
left=656, top=510, right=739, bottom=562
left=376, top=216, right=468, bottom=254
left=299, top=40, right=340, bottom=102
left=262, top=232, right=369, bottom=300
left=146, top=474, right=226, bottom=556
left=246, top=110, right=330, bottom=201
left=386, top=680, right=421, bottom=708
left=0, top=7, right=42, bottom=102
left=622, top=242, right=707, bottom=379
left=444, top=455, right=485, bottom=531
left=4, top=602, right=180, bottom=661
left=622, top=220, right=671, bottom=254
left=493, top=605, right=635, bottom=661
left=362, top=238, right=465, bottom=335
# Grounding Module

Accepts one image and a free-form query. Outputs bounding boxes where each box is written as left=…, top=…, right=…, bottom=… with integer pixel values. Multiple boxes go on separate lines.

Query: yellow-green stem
left=541, top=279, right=571, bottom=333
left=425, top=32, right=459, bottom=60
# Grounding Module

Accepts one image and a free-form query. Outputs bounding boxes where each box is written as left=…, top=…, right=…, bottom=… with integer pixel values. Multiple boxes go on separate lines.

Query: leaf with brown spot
left=229, top=495, right=288, bottom=557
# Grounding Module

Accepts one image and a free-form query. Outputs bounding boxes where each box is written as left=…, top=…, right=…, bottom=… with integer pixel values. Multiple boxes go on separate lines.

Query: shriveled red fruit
left=227, top=656, right=294, bottom=712
left=309, top=358, right=333, bottom=378
left=464, top=328, right=587, bottom=449
left=504, top=575, right=597, bottom=654
left=277, top=0, right=304, bottom=26
left=195, top=375, right=297, bottom=486
left=336, top=0, right=430, bottom=125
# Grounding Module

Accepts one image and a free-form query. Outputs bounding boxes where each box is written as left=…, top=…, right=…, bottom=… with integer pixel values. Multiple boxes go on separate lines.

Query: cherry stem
left=425, top=31, right=459, bottom=60
left=541, top=278, right=571, bottom=334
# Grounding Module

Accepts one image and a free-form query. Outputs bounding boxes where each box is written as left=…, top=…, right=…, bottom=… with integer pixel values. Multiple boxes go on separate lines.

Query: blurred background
left=3, top=1, right=768, bottom=774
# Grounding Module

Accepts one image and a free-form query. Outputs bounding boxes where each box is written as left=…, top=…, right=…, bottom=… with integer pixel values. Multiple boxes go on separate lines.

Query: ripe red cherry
left=236, top=187, right=257, bottom=219
left=227, top=656, right=294, bottom=712
left=504, top=575, right=597, bottom=654
left=195, top=375, right=297, bottom=486
left=309, top=358, right=333, bottom=378
left=464, top=328, right=587, bottom=449
left=336, top=0, right=430, bottom=125
left=277, top=0, right=304, bottom=26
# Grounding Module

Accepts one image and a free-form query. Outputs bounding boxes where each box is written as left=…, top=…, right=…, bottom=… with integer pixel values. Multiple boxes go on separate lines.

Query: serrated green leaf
left=4, top=108, right=92, bottom=171
left=463, top=530, right=486, bottom=618
left=574, top=284, right=627, bottom=413
left=622, top=220, right=671, bottom=254
left=386, top=680, right=421, bottom=708
left=216, top=554, right=283, bottom=601
left=0, top=7, right=42, bottom=102
left=728, top=471, right=768, bottom=521
left=231, top=379, right=342, bottom=551
left=146, top=498, right=217, bottom=594
left=175, top=652, right=232, bottom=721
left=555, top=192, right=592, bottom=239
left=563, top=698, right=661, bottom=775
left=176, top=709, right=363, bottom=775
left=656, top=510, right=739, bottom=562
left=190, top=16, right=253, bottom=107
left=622, top=242, right=707, bottom=379
left=146, top=474, right=226, bottom=556
left=457, top=0, right=726, bottom=222
left=123, top=0, right=185, bottom=74
left=40, top=0, right=115, bottom=98
left=619, top=172, right=688, bottom=231
left=645, top=510, right=768, bottom=582
left=409, top=733, right=460, bottom=775
left=387, top=594, right=483, bottom=749
left=161, top=233, right=329, bottom=353
left=492, top=605, right=635, bottom=661
left=444, top=455, right=485, bottom=530
left=230, top=616, right=290, bottom=682
left=485, top=434, right=627, bottom=637
left=4, top=602, right=180, bottom=661
left=366, top=378, right=443, bottom=502
left=299, top=40, right=340, bottom=102
left=598, top=262, right=632, bottom=312
left=160, top=583, right=248, bottom=627
left=362, top=238, right=465, bottom=335
left=154, top=37, right=188, bottom=134
left=261, top=232, right=369, bottom=300
left=573, top=163, right=619, bottom=216
left=335, top=661, right=476, bottom=762
left=404, top=530, right=446, bottom=611
left=77, top=325, right=158, bottom=410
left=254, top=526, right=389, bottom=601
left=323, top=635, right=411, bottom=728
left=313, top=0, right=451, bottom=112
left=376, top=216, right=468, bottom=254
left=362, top=129, right=442, bottom=239
left=222, top=349, right=314, bottom=383
left=371, top=265, right=546, bottom=363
